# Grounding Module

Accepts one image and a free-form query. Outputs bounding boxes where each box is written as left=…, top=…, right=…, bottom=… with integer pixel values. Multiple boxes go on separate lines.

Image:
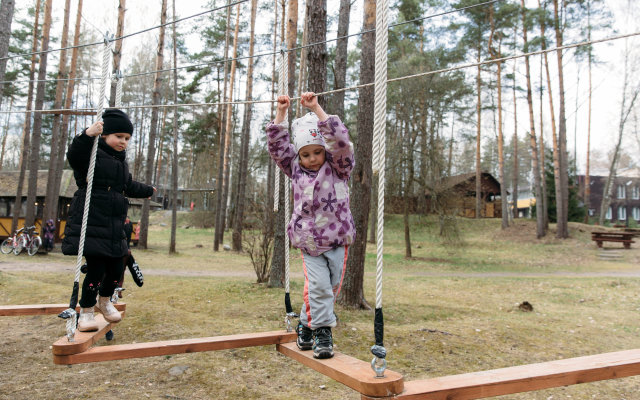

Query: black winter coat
left=62, top=131, right=154, bottom=257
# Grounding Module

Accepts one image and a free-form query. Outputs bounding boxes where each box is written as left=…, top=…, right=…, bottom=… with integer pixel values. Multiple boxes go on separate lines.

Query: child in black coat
left=62, top=109, right=154, bottom=332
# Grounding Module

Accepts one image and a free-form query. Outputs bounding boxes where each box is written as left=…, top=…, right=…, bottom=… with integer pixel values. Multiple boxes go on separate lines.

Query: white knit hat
left=291, top=112, right=324, bottom=152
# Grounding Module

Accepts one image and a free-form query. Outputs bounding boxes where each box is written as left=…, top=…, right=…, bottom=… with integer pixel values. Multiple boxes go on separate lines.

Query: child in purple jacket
left=266, top=92, right=355, bottom=359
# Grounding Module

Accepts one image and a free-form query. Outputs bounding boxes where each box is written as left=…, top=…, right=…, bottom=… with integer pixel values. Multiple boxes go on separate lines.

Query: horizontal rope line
left=3, top=28, right=631, bottom=115
left=0, top=0, right=500, bottom=85
left=0, top=0, right=249, bottom=62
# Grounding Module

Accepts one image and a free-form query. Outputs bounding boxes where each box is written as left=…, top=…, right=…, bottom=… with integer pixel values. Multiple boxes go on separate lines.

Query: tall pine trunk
left=337, top=0, right=375, bottom=310
left=584, top=0, right=593, bottom=223
left=475, top=45, right=482, bottom=219
left=12, top=0, right=41, bottom=234
left=539, top=0, right=561, bottom=230
left=43, top=0, right=71, bottom=227
left=232, top=0, right=258, bottom=251
left=170, top=0, right=178, bottom=253
left=25, top=0, right=53, bottom=228
left=214, top=0, right=234, bottom=251
left=216, top=3, right=240, bottom=249
left=330, top=0, right=350, bottom=116
left=306, top=0, right=327, bottom=105
left=0, top=0, right=16, bottom=111
left=109, top=0, right=126, bottom=107
left=552, top=0, right=569, bottom=238
left=489, top=6, right=508, bottom=229
left=139, top=0, right=167, bottom=249
left=521, top=0, right=544, bottom=238
left=511, top=24, right=518, bottom=220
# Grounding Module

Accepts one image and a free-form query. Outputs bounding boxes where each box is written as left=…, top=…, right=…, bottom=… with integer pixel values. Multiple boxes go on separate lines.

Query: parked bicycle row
left=1, top=225, right=42, bottom=256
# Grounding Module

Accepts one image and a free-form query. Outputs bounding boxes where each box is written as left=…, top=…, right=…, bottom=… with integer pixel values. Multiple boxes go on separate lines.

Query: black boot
left=296, top=321, right=313, bottom=351
left=313, top=327, right=334, bottom=359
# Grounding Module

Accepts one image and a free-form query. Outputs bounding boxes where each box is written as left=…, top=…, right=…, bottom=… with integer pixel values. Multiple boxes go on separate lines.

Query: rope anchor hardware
left=371, top=344, right=387, bottom=378
left=284, top=312, right=299, bottom=332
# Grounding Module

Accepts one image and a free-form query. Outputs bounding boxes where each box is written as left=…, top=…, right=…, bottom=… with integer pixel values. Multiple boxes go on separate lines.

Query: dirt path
left=2, top=259, right=640, bottom=278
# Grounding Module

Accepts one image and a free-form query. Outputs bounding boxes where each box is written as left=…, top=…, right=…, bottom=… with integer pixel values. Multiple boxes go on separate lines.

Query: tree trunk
left=330, top=0, right=350, bottom=116
left=552, top=0, right=569, bottom=238
left=584, top=0, right=592, bottom=223
left=214, top=0, right=234, bottom=251
left=475, top=45, right=482, bottom=219
left=43, top=0, right=71, bottom=228
left=403, top=121, right=416, bottom=258
left=268, top=171, right=286, bottom=288
left=216, top=3, right=240, bottom=250
left=521, top=0, right=544, bottom=238
left=306, top=0, right=327, bottom=108
left=0, top=0, right=16, bottom=112
left=109, top=0, right=126, bottom=106
left=232, top=0, right=258, bottom=252
left=337, top=0, right=375, bottom=310
left=539, top=0, right=560, bottom=231
left=12, top=0, right=41, bottom=234
left=25, top=0, right=53, bottom=228
left=539, top=55, right=548, bottom=229
left=511, top=24, right=518, bottom=220
left=0, top=97, right=13, bottom=169
left=139, top=0, right=167, bottom=249
left=170, top=0, right=178, bottom=254
left=53, top=0, right=82, bottom=233
left=488, top=6, right=508, bottom=229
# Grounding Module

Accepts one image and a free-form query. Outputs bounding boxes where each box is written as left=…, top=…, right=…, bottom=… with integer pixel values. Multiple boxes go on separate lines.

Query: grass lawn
left=1, top=213, right=639, bottom=399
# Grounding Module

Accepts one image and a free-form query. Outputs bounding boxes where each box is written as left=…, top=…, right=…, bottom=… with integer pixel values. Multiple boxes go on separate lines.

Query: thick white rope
left=373, top=0, right=389, bottom=310
left=115, top=70, right=123, bottom=107
left=67, top=34, right=111, bottom=335
left=280, top=48, right=291, bottom=294
left=273, top=51, right=283, bottom=213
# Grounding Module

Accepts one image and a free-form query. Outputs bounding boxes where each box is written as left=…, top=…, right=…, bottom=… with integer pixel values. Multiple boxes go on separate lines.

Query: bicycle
left=1, top=227, right=25, bottom=255
left=17, top=225, right=42, bottom=256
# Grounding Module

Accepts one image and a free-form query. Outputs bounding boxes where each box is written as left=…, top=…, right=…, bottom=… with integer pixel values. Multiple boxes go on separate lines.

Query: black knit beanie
left=102, top=109, right=133, bottom=135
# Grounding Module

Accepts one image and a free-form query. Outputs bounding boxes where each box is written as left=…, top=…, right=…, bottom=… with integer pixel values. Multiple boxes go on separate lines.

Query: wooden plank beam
left=0, top=303, right=126, bottom=316
left=277, top=342, right=404, bottom=398
left=52, top=311, right=124, bottom=356
left=54, top=330, right=297, bottom=365
left=361, top=349, right=640, bottom=400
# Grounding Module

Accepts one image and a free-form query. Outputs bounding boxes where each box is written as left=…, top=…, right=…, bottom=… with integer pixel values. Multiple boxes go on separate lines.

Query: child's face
left=298, top=144, right=325, bottom=171
left=103, top=132, right=131, bottom=152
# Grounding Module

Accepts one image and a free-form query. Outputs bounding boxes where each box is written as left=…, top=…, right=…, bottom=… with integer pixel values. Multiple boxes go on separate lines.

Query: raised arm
left=266, top=120, right=297, bottom=178
left=318, top=115, right=354, bottom=180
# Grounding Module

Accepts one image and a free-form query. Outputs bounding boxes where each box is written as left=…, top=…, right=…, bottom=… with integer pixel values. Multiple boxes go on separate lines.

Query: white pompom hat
left=292, top=112, right=325, bottom=152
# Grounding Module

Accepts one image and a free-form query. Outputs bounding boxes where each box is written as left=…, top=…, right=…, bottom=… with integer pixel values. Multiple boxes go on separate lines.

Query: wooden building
left=577, top=172, right=640, bottom=223
left=425, top=172, right=505, bottom=218
left=0, top=170, right=160, bottom=240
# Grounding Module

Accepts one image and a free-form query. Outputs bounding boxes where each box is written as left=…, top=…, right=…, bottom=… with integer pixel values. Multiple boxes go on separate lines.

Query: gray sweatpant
left=299, top=246, right=348, bottom=330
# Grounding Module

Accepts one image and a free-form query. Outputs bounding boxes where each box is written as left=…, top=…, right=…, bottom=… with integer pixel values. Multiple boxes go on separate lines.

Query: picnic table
left=591, top=231, right=636, bottom=249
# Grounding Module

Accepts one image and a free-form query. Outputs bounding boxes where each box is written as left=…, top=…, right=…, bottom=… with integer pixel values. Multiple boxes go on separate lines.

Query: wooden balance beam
left=52, top=311, right=126, bottom=356
left=361, top=349, right=640, bottom=399
left=277, top=342, right=404, bottom=398
left=0, top=303, right=126, bottom=316
left=53, top=330, right=297, bottom=365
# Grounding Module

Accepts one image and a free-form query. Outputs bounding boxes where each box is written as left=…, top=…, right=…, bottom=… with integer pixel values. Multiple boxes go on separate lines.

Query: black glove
left=127, top=259, right=144, bottom=287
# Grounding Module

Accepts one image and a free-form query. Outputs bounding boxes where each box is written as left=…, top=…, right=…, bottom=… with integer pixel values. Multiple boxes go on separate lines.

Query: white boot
left=78, top=307, right=99, bottom=332
left=96, top=296, right=122, bottom=323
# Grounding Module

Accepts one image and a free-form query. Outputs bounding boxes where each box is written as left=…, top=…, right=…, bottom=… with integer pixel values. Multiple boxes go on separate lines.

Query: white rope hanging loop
left=114, top=70, right=123, bottom=107
left=279, top=47, right=291, bottom=295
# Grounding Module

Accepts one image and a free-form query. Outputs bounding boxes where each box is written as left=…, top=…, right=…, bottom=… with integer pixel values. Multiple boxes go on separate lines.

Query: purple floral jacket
left=266, top=115, right=356, bottom=256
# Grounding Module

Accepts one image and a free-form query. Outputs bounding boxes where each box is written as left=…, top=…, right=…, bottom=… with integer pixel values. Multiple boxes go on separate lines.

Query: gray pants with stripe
left=299, top=246, right=348, bottom=330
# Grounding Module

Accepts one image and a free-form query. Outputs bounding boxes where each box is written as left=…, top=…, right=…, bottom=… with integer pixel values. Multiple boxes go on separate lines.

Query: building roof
left=0, top=170, right=162, bottom=208
left=0, top=170, right=76, bottom=198
left=425, top=172, right=504, bottom=195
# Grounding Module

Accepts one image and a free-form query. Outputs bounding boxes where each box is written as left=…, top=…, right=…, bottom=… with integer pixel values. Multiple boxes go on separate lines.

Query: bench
left=591, top=232, right=635, bottom=249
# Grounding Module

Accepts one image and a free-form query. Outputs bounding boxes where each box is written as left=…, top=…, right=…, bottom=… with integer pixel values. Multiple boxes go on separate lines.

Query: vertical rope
left=114, top=70, right=123, bottom=107
left=374, top=1, right=389, bottom=311
left=273, top=51, right=284, bottom=213
left=280, top=47, right=291, bottom=295
left=371, top=0, right=389, bottom=377
left=66, top=33, right=112, bottom=337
